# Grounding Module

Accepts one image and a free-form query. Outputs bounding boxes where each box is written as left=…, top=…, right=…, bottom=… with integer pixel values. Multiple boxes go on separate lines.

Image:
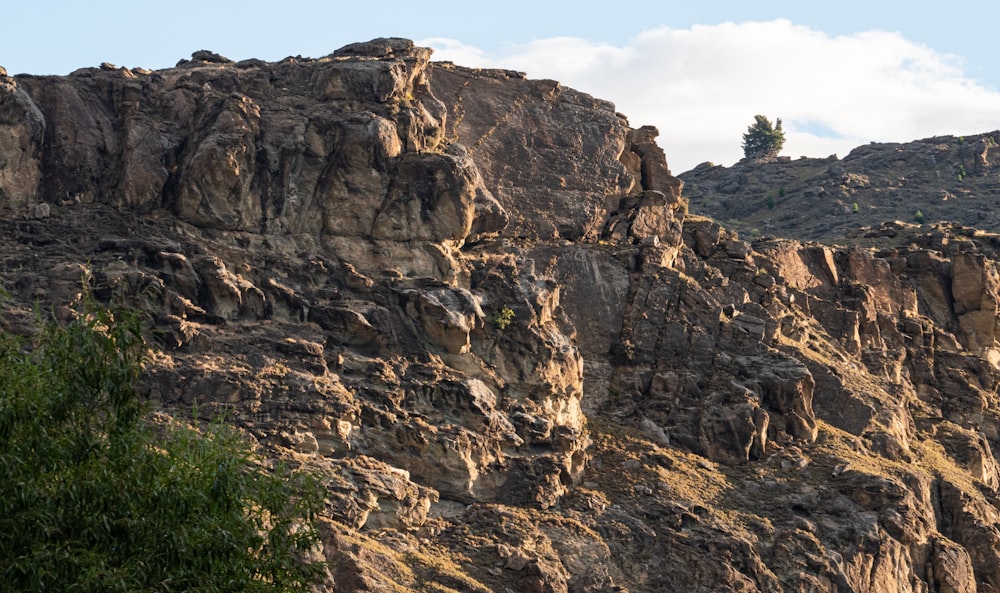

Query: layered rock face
left=4, top=40, right=1000, bottom=592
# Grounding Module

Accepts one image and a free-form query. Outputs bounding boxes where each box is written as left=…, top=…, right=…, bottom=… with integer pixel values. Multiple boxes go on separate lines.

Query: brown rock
left=190, top=50, right=232, bottom=63
left=724, top=239, right=751, bottom=259
left=523, top=559, right=569, bottom=593
left=173, top=94, right=262, bottom=229
left=403, top=287, right=482, bottom=354
left=690, top=220, right=723, bottom=257
left=193, top=256, right=265, bottom=321
left=432, top=63, right=641, bottom=241
left=930, top=538, right=977, bottom=593
left=938, top=424, right=1000, bottom=490
left=952, top=252, right=988, bottom=314
left=758, top=357, right=819, bottom=442
left=630, top=190, right=679, bottom=244
left=372, top=150, right=481, bottom=243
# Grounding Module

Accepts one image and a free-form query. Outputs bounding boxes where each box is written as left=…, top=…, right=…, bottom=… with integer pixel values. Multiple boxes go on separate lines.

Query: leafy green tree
left=0, top=303, right=326, bottom=592
left=742, top=115, right=785, bottom=160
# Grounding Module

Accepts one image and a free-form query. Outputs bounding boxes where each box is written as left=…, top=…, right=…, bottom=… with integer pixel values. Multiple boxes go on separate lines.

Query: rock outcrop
left=4, top=39, right=1000, bottom=592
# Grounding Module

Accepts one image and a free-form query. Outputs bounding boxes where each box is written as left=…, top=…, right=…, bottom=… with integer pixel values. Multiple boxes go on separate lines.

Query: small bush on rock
left=493, top=305, right=515, bottom=330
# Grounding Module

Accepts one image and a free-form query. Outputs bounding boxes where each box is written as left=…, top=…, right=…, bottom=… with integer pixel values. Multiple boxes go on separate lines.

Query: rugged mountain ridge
left=680, top=133, right=1000, bottom=243
left=4, top=38, right=1000, bottom=592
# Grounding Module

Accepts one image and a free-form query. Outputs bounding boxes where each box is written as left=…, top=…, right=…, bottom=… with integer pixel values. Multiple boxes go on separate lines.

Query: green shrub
left=852, top=202, right=859, bottom=214
left=0, top=304, right=325, bottom=592
left=492, top=305, right=515, bottom=330
left=915, top=210, right=926, bottom=224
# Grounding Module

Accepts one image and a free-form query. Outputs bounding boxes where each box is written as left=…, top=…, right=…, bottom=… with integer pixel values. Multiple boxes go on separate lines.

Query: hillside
left=3, top=38, right=1000, bottom=592
left=680, top=134, right=1000, bottom=244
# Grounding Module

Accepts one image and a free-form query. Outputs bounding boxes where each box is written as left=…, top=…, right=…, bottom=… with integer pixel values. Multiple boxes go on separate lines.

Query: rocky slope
left=679, top=133, right=1000, bottom=244
left=4, top=38, right=1000, bottom=592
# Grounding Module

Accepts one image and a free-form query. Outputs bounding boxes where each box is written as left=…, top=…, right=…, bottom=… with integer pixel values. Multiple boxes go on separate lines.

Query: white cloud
left=418, top=38, right=493, bottom=69
left=421, top=20, right=1000, bottom=173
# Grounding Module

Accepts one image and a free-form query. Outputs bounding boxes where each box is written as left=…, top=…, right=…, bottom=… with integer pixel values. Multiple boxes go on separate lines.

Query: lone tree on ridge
left=742, top=115, right=785, bottom=160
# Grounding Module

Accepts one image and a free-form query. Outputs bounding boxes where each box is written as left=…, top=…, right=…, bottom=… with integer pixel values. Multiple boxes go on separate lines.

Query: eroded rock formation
left=4, top=39, right=1000, bottom=592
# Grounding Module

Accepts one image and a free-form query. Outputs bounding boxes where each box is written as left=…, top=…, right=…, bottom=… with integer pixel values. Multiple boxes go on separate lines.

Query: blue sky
left=4, top=1, right=999, bottom=171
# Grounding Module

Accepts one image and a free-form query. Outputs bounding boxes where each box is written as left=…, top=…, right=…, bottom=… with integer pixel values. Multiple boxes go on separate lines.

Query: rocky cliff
left=4, top=38, right=1000, bottom=592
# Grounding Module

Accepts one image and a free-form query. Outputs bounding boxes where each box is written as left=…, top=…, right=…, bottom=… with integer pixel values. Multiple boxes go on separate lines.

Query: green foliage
left=915, top=210, right=926, bottom=224
left=852, top=202, right=859, bottom=214
left=778, top=187, right=785, bottom=198
left=0, top=304, right=325, bottom=592
left=492, top=305, right=515, bottom=330
left=958, top=163, right=967, bottom=181
left=765, top=195, right=776, bottom=210
left=742, top=115, right=785, bottom=160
